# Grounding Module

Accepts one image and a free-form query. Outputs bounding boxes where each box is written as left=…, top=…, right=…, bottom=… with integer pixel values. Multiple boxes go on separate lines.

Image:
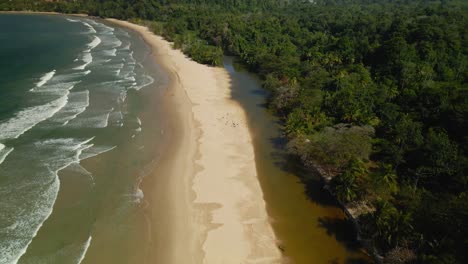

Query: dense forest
left=2, top=0, right=467, bottom=263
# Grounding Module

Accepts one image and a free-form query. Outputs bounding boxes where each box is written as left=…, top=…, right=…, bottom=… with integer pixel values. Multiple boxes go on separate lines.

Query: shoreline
left=0, top=11, right=372, bottom=263
left=106, top=19, right=283, bottom=263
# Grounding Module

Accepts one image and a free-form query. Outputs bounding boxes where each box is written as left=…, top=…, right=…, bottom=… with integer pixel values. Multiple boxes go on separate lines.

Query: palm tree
left=373, top=200, right=413, bottom=249
left=333, top=171, right=358, bottom=203
left=331, top=158, right=366, bottom=203
left=379, top=163, right=399, bottom=194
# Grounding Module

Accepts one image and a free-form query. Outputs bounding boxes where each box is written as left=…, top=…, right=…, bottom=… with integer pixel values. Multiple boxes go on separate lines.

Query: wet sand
left=107, top=19, right=282, bottom=264
left=0, top=12, right=371, bottom=263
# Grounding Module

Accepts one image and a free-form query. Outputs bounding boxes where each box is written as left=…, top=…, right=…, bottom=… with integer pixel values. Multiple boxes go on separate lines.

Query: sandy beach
left=0, top=12, right=372, bottom=264
left=107, top=19, right=282, bottom=263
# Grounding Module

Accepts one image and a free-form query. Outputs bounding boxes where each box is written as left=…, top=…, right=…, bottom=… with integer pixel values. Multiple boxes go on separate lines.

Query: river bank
left=1, top=11, right=371, bottom=263
left=107, top=19, right=283, bottom=263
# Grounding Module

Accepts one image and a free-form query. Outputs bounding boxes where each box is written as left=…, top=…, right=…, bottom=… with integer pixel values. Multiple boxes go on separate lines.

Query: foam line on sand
left=107, top=19, right=282, bottom=264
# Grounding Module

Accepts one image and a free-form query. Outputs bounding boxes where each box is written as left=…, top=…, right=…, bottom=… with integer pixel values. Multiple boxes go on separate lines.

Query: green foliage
left=2, top=0, right=468, bottom=262
left=372, top=200, right=413, bottom=250
left=149, top=21, right=164, bottom=35
left=285, top=107, right=331, bottom=135
left=331, top=159, right=368, bottom=203
left=370, top=163, right=399, bottom=197
left=322, top=64, right=378, bottom=125
left=287, top=124, right=374, bottom=171
left=172, top=31, right=223, bottom=66
left=415, top=129, right=462, bottom=190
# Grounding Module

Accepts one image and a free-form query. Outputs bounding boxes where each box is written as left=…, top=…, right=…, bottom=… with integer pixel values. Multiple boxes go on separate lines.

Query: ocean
left=0, top=14, right=370, bottom=264
left=0, top=14, right=167, bottom=264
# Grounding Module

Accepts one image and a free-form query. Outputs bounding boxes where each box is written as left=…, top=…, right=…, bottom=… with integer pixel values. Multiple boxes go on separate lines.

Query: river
left=224, top=57, right=370, bottom=264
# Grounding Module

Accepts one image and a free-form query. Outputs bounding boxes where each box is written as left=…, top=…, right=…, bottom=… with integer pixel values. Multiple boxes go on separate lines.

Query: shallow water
left=0, top=14, right=166, bottom=264
left=225, top=57, right=371, bottom=264
left=0, top=14, right=371, bottom=264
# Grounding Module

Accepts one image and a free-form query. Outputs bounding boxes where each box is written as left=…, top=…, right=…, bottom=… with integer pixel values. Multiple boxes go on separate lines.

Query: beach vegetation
left=3, top=0, right=468, bottom=262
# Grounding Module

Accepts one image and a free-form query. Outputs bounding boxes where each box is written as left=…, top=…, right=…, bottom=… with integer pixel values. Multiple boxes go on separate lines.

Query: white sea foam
left=74, top=53, right=92, bottom=70
left=0, top=93, right=69, bottom=141
left=133, top=74, right=155, bottom=91
left=113, top=39, right=123, bottom=48
left=79, top=145, right=116, bottom=161
left=0, top=137, right=94, bottom=263
left=122, top=64, right=136, bottom=75
left=65, top=162, right=93, bottom=181
left=96, top=22, right=114, bottom=33
left=95, top=81, right=126, bottom=94
left=66, top=18, right=97, bottom=34
left=118, top=90, right=127, bottom=104
left=0, top=173, right=61, bottom=264
left=127, top=51, right=136, bottom=65
left=76, top=236, right=92, bottom=264
left=35, top=70, right=56, bottom=88
left=0, top=144, right=14, bottom=165
left=108, top=111, right=124, bottom=127
left=13, top=233, right=94, bottom=264
left=103, top=48, right=117, bottom=57
left=134, top=188, right=144, bottom=203
left=49, top=90, right=90, bottom=126
left=69, top=109, right=112, bottom=129
left=34, top=137, right=94, bottom=151
left=31, top=81, right=78, bottom=94
left=62, top=90, right=89, bottom=125
left=55, top=71, right=91, bottom=81
left=122, top=43, right=131, bottom=50
left=87, top=36, right=101, bottom=50
left=92, top=112, right=111, bottom=128
left=120, top=70, right=135, bottom=81
left=108, top=62, right=124, bottom=76
left=109, top=62, right=124, bottom=71
left=126, top=76, right=136, bottom=82
left=82, top=22, right=97, bottom=34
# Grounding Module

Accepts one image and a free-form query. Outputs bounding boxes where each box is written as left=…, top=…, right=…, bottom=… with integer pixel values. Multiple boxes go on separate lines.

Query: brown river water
left=224, top=57, right=370, bottom=264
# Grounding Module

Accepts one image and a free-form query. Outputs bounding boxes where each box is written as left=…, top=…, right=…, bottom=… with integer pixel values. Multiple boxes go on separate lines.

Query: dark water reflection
left=224, top=56, right=371, bottom=264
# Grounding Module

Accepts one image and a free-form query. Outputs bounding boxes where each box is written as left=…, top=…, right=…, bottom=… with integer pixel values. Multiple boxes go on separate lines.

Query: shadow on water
left=328, top=258, right=371, bottom=264
left=267, top=133, right=343, bottom=208
left=225, top=55, right=371, bottom=263
left=318, top=216, right=362, bottom=251
left=250, top=88, right=269, bottom=96
left=346, top=258, right=372, bottom=264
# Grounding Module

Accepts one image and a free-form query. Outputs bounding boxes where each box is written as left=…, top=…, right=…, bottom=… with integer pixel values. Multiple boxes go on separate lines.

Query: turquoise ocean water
left=0, top=14, right=166, bottom=264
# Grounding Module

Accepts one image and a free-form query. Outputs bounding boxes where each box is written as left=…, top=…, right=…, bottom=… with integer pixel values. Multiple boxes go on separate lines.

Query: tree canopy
left=2, top=0, right=468, bottom=262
